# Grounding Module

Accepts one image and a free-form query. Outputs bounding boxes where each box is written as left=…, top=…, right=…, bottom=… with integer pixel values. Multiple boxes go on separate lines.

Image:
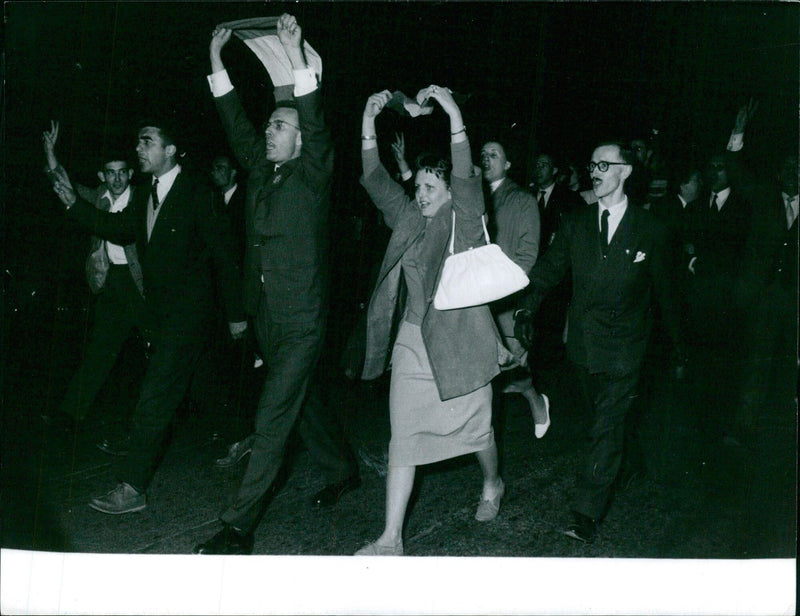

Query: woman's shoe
left=354, top=540, right=403, bottom=556
left=475, top=479, right=505, bottom=522
left=534, top=394, right=551, bottom=439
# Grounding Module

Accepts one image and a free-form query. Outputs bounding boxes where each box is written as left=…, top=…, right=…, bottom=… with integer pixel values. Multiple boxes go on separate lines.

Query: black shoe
left=193, top=525, right=254, bottom=555
left=311, top=475, right=361, bottom=508
left=563, top=512, right=597, bottom=543
left=96, top=435, right=130, bottom=456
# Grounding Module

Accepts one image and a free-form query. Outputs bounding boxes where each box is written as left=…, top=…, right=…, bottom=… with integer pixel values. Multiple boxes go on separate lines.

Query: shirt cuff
left=727, top=131, right=744, bottom=152
left=293, top=67, right=318, bottom=97
left=207, top=69, right=234, bottom=98
left=401, top=169, right=413, bottom=182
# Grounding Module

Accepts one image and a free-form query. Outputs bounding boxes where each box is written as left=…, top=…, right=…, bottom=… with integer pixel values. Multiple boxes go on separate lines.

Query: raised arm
left=209, top=26, right=263, bottom=171
left=42, top=120, right=60, bottom=172
left=360, top=90, right=413, bottom=229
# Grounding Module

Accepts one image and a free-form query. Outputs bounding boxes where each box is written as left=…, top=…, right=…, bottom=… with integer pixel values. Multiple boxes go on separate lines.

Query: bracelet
left=361, top=135, right=377, bottom=141
left=451, top=126, right=466, bottom=135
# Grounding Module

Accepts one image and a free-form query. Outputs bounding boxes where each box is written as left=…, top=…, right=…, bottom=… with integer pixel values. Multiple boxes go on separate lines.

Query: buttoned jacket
left=214, top=88, right=332, bottom=323
left=522, top=202, right=681, bottom=376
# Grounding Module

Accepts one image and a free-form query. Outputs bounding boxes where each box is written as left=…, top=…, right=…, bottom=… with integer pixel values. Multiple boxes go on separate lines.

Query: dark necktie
left=151, top=178, right=160, bottom=212
left=539, top=190, right=546, bottom=208
left=709, top=193, right=717, bottom=213
left=600, top=209, right=610, bottom=257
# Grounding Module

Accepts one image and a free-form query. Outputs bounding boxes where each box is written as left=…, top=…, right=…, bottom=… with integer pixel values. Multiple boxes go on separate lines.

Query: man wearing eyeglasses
left=514, top=141, right=684, bottom=543
left=197, top=14, right=360, bottom=554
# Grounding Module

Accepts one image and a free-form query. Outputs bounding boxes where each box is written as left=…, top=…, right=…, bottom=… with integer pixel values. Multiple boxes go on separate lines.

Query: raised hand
left=277, top=13, right=302, bottom=50
left=391, top=133, right=406, bottom=163
left=42, top=120, right=59, bottom=153
left=734, top=98, right=759, bottom=133
left=415, top=85, right=457, bottom=116
left=363, top=90, right=392, bottom=119
left=209, top=27, right=232, bottom=72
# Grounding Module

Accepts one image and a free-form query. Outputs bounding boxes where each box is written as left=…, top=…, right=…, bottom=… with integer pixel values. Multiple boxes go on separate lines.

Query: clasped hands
left=513, top=309, right=535, bottom=350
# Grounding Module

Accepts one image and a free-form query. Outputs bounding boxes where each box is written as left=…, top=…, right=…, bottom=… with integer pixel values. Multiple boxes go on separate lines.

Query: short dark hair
left=138, top=117, right=181, bottom=151
left=274, top=100, right=298, bottom=111
left=414, top=153, right=452, bottom=185
left=100, top=150, right=131, bottom=170
left=595, top=140, right=634, bottom=165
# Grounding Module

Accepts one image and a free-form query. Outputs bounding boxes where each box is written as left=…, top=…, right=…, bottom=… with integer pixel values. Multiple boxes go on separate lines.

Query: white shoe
left=534, top=394, right=550, bottom=439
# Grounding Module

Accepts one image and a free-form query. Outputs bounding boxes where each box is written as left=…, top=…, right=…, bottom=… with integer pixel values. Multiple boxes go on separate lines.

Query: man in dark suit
left=52, top=120, right=247, bottom=515
left=480, top=140, right=550, bottom=436
left=196, top=153, right=260, bottom=468
left=683, top=110, right=754, bottom=446
left=529, top=153, right=586, bottom=368
left=195, top=14, right=360, bottom=554
left=515, top=141, right=684, bottom=543
left=42, top=121, right=146, bottom=427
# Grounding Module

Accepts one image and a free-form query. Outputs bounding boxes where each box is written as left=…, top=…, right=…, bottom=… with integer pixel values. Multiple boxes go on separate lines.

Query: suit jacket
left=739, top=193, right=798, bottom=304
left=491, top=177, right=540, bottom=274
left=213, top=182, right=247, bottom=266
left=55, top=172, right=144, bottom=296
left=67, top=170, right=245, bottom=338
left=214, top=87, right=332, bottom=322
left=536, top=183, right=585, bottom=254
left=360, top=140, right=502, bottom=400
left=521, top=201, right=682, bottom=376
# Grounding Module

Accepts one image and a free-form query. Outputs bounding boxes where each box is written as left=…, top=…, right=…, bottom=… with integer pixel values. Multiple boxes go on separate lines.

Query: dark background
left=4, top=0, right=798, bottom=310
left=0, top=5, right=797, bottom=607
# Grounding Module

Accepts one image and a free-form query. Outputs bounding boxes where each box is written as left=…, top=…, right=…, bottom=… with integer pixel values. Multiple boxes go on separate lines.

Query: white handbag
left=433, top=210, right=529, bottom=310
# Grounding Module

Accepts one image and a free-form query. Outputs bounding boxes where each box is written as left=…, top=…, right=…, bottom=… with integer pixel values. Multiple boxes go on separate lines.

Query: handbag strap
left=448, top=209, right=491, bottom=255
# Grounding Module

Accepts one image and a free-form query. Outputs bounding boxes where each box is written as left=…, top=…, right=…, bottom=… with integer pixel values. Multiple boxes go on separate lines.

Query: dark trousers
left=117, top=322, right=209, bottom=492
left=60, top=265, right=145, bottom=420
left=221, top=311, right=359, bottom=532
left=191, top=316, right=260, bottom=442
left=572, top=364, right=641, bottom=521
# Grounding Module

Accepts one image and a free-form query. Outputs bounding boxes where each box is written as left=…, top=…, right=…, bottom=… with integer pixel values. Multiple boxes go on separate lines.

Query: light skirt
left=388, top=321, right=494, bottom=466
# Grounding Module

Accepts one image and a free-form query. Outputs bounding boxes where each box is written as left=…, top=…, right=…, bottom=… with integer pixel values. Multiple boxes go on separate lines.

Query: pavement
left=1, top=302, right=797, bottom=614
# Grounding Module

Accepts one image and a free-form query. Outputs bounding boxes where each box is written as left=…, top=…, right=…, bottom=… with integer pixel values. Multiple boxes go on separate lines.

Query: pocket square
left=633, top=251, right=646, bottom=263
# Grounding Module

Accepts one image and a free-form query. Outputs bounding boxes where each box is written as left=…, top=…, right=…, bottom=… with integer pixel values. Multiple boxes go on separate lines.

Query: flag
left=386, top=91, right=435, bottom=118
left=217, top=16, right=323, bottom=102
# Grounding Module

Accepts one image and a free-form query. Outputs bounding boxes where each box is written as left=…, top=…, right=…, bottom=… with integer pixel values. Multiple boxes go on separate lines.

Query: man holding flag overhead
left=195, top=13, right=360, bottom=555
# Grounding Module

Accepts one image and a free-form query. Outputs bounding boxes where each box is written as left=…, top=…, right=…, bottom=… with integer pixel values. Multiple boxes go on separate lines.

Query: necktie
left=600, top=209, right=610, bottom=257
left=785, top=195, right=797, bottom=229
left=151, top=178, right=160, bottom=212
left=539, top=190, right=546, bottom=208
left=710, top=193, right=718, bottom=212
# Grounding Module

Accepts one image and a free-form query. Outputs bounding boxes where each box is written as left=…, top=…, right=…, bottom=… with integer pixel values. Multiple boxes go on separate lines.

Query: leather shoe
left=214, top=436, right=254, bottom=468
left=96, top=435, right=130, bottom=456
left=89, top=482, right=146, bottom=514
left=311, top=475, right=361, bottom=508
left=563, top=512, right=597, bottom=543
left=193, top=525, right=254, bottom=555
left=475, top=479, right=505, bottom=521
left=354, top=540, right=403, bottom=556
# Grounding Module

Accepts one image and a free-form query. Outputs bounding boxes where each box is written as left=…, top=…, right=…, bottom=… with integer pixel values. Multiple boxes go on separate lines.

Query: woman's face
left=415, top=169, right=450, bottom=218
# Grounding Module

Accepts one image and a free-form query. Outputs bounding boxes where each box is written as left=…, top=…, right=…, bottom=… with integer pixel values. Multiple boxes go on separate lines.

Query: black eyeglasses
left=264, top=119, right=300, bottom=132
left=587, top=161, right=629, bottom=173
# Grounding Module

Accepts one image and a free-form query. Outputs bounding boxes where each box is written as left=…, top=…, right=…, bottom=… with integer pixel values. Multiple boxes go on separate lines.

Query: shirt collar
left=101, top=185, right=131, bottom=206
left=489, top=178, right=505, bottom=193
left=153, top=164, right=181, bottom=195
left=223, top=183, right=238, bottom=205
left=711, top=186, right=731, bottom=208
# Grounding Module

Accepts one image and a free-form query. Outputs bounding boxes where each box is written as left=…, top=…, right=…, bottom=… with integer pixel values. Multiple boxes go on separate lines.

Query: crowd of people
left=42, top=14, right=796, bottom=556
